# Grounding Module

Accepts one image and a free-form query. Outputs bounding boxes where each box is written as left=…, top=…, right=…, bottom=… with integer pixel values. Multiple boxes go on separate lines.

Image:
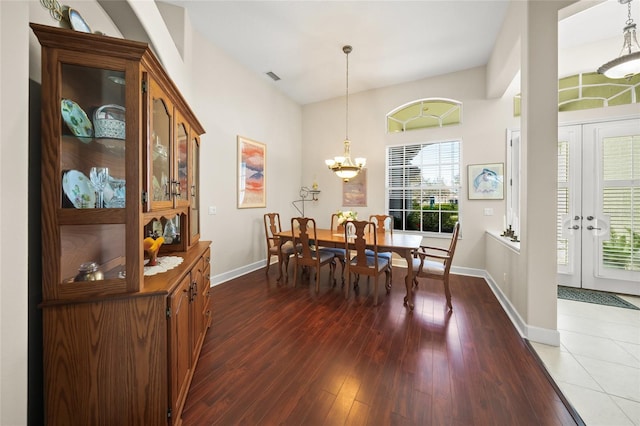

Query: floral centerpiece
left=336, top=210, right=358, bottom=225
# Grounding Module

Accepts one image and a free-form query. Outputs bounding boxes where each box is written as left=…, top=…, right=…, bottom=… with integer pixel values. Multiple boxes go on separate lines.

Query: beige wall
left=302, top=66, right=518, bottom=270
left=189, top=30, right=303, bottom=276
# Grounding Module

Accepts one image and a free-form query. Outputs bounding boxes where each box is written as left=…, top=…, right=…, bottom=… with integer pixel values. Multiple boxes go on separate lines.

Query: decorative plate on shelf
left=62, top=170, right=95, bottom=209
left=61, top=99, right=93, bottom=139
left=61, top=7, right=92, bottom=33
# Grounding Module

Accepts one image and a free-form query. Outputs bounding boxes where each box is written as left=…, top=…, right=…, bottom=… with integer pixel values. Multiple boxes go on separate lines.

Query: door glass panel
left=61, top=224, right=126, bottom=282
left=557, top=139, right=570, bottom=267
left=177, top=123, right=188, bottom=201
left=601, top=135, right=640, bottom=272
left=61, top=64, right=126, bottom=209
left=191, top=137, right=200, bottom=238
left=152, top=98, right=171, bottom=202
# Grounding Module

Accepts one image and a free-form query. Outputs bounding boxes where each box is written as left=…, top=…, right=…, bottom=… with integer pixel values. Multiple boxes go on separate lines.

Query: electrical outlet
left=484, top=208, right=494, bottom=216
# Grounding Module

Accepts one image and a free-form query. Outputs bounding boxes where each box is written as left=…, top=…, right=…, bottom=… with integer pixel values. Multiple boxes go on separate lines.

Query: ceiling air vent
left=266, top=71, right=281, bottom=81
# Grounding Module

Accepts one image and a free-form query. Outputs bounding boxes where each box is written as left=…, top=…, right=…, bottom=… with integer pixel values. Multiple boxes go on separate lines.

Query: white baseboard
left=483, top=271, right=560, bottom=346
left=210, top=260, right=266, bottom=287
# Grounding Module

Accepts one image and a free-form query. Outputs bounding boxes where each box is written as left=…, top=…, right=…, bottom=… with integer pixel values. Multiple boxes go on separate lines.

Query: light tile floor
left=531, top=294, right=640, bottom=426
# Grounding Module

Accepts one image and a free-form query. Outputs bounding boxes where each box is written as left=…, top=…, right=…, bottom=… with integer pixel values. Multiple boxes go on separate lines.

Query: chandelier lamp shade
left=597, top=0, right=640, bottom=79
left=325, top=45, right=366, bottom=182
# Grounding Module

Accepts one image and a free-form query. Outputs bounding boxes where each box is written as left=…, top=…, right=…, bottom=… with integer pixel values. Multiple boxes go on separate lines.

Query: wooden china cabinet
left=31, top=23, right=211, bottom=425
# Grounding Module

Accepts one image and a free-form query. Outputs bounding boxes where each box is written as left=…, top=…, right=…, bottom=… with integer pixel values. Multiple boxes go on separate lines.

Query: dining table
left=276, top=228, right=424, bottom=310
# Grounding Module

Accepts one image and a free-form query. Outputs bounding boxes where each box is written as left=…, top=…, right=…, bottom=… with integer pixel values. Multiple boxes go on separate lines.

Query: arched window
left=513, top=72, right=640, bottom=116
left=387, top=98, right=462, bottom=133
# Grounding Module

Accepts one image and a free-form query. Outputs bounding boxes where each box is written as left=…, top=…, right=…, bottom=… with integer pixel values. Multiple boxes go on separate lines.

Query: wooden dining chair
left=368, top=214, right=394, bottom=278
left=345, top=220, right=391, bottom=306
left=321, top=213, right=347, bottom=284
left=291, top=217, right=336, bottom=292
left=411, top=222, right=460, bottom=310
left=264, top=212, right=296, bottom=279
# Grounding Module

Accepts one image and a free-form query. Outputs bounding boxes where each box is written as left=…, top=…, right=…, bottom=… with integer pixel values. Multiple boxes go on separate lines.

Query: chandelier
left=325, top=45, right=366, bottom=182
left=597, top=0, right=640, bottom=79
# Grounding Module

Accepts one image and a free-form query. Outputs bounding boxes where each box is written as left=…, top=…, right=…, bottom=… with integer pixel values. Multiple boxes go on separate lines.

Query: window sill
left=486, top=230, right=520, bottom=253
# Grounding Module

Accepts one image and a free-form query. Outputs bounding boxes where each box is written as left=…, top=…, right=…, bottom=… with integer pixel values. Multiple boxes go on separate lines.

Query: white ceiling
left=162, top=0, right=631, bottom=105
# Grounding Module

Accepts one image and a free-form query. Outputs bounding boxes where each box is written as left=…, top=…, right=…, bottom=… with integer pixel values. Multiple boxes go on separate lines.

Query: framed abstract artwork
left=467, top=163, right=504, bottom=200
left=237, top=136, right=266, bottom=208
left=342, top=169, right=367, bottom=207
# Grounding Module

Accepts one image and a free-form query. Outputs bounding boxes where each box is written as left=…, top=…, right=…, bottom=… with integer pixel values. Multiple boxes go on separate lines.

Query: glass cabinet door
left=190, top=135, right=201, bottom=244
left=148, top=78, right=173, bottom=210
left=58, top=62, right=128, bottom=287
left=175, top=113, right=189, bottom=207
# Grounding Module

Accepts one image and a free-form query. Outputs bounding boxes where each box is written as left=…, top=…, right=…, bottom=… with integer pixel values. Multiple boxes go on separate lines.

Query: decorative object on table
left=61, top=98, right=93, bottom=139
left=325, top=45, right=366, bottom=182
left=143, top=236, right=164, bottom=266
left=342, top=168, right=367, bottom=207
left=62, top=169, right=95, bottom=208
left=89, top=166, right=109, bottom=208
left=144, top=255, right=184, bottom=276
left=93, top=104, right=125, bottom=139
left=237, top=135, right=266, bottom=208
left=74, top=261, right=104, bottom=282
left=336, top=210, right=358, bottom=225
left=467, top=163, right=504, bottom=200
left=597, top=0, right=640, bottom=79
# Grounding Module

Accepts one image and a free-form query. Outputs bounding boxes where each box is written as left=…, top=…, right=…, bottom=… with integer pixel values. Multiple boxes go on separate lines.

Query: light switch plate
left=208, top=206, right=217, bottom=215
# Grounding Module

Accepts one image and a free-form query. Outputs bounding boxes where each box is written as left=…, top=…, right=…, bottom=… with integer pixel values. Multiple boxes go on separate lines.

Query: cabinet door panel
left=203, top=263, right=212, bottom=329
left=175, top=111, right=190, bottom=207
left=147, top=77, right=174, bottom=210
left=191, top=263, right=205, bottom=364
left=189, top=135, right=201, bottom=245
left=168, top=274, right=192, bottom=421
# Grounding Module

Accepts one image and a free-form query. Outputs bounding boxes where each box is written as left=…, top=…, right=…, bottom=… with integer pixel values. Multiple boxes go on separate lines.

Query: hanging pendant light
left=598, top=0, right=640, bottom=79
left=325, top=45, right=366, bottom=182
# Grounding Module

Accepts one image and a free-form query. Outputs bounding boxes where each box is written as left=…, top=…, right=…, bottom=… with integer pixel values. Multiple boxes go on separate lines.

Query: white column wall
left=1, top=3, right=29, bottom=423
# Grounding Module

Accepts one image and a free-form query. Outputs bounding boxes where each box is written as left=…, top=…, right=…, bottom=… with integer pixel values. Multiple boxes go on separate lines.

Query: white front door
left=557, top=118, right=640, bottom=295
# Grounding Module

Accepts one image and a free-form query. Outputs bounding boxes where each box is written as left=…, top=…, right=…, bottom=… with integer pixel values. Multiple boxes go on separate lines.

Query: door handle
left=568, top=225, right=580, bottom=230
left=587, top=225, right=601, bottom=230
left=587, top=216, right=595, bottom=221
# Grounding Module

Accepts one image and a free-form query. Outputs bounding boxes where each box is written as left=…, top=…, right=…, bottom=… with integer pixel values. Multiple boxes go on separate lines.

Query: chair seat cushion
left=322, top=247, right=347, bottom=259
left=315, top=249, right=337, bottom=263
left=271, top=240, right=296, bottom=255
left=351, top=256, right=389, bottom=272
left=412, top=258, right=445, bottom=276
left=365, top=249, right=392, bottom=259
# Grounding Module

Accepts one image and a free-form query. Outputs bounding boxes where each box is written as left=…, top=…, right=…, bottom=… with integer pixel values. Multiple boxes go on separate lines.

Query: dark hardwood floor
left=181, top=265, right=577, bottom=425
